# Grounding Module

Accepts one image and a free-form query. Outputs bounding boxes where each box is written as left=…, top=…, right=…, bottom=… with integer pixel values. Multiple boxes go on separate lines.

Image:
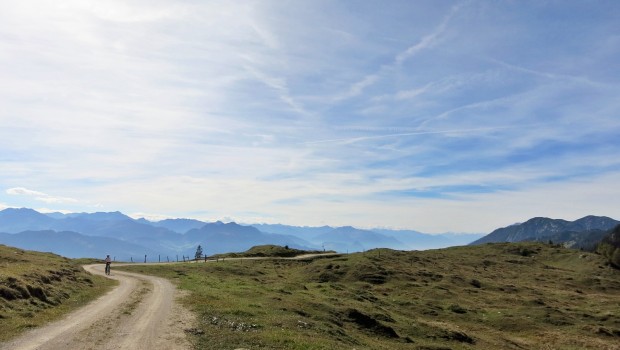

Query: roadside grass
left=72, top=257, right=106, bottom=265
left=120, top=242, right=620, bottom=349
left=0, top=245, right=117, bottom=342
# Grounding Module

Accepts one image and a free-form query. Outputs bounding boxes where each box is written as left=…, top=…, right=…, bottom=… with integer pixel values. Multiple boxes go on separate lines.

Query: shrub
left=449, top=304, right=467, bottom=314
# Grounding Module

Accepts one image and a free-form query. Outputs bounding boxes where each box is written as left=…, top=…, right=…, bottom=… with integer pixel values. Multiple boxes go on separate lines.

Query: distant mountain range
left=0, top=208, right=484, bottom=260
left=251, top=224, right=482, bottom=251
left=470, top=215, right=620, bottom=250
left=0, top=230, right=159, bottom=260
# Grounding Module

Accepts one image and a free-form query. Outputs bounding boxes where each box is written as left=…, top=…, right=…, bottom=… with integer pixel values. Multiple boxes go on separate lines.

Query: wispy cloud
left=6, top=187, right=78, bottom=204
left=335, top=74, right=381, bottom=101
left=483, top=56, right=611, bottom=89
left=0, top=1, right=618, bottom=232
left=394, top=4, right=461, bottom=65
left=302, top=125, right=521, bottom=145
left=241, top=64, right=309, bottom=116
left=334, top=3, right=463, bottom=101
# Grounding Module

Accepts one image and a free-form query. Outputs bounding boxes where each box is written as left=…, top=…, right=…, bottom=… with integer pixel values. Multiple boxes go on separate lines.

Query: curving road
left=1, top=264, right=194, bottom=350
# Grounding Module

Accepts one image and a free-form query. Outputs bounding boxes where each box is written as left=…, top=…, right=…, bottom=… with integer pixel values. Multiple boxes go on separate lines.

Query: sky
left=0, top=0, right=619, bottom=233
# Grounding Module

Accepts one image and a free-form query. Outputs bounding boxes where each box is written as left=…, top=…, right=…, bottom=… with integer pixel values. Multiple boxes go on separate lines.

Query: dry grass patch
left=120, top=243, right=620, bottom=349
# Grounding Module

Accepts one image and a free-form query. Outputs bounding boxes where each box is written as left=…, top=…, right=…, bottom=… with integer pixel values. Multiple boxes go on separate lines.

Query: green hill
left=121, top=242, right=620, bottom=349
left=215, top=244, right=333, bottom=258
left=0, top=245, right=115, bottom=341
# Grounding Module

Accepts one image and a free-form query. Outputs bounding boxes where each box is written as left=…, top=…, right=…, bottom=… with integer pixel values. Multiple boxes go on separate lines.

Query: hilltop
left=121, top=242, right=620, bottom=349
left=214, top=244, right=334, bottom=258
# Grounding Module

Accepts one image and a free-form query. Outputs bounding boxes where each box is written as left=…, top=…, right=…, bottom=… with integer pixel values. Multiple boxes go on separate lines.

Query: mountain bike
left=105, top=262, right=111, bottom=275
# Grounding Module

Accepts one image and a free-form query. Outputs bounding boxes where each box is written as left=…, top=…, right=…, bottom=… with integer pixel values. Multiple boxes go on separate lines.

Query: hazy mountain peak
left=0, top=207, right=43, bottom=216
left=73, top=211, right=132, bottom=221
left=0, top=208, right=55, bottom=233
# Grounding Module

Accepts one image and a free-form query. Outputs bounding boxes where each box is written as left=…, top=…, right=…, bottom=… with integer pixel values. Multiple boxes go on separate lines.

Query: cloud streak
left=394, top=3, right=461, bottom=65
left=334, top=3, right=462, bottom=101
left=6, top=187, right=78, bottom=204
left=302, top=125, right=522, bottom=145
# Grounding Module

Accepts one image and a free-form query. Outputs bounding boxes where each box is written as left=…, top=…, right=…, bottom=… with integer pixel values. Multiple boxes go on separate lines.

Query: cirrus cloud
left=6, top=187, right=78, bottom=204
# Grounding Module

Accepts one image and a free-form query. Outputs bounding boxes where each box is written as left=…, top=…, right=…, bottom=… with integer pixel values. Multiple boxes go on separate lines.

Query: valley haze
left=1, top=208, right=618, bottom=264
left=0, top=207, right=484, bottom=260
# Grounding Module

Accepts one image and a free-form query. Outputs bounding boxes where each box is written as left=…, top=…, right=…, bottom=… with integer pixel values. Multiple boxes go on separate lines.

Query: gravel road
left=1, top=264, right=194, bottom=350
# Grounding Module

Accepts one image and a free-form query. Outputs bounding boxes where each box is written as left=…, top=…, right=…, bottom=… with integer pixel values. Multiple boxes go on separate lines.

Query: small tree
left=195, top=245, right=203, bottom=260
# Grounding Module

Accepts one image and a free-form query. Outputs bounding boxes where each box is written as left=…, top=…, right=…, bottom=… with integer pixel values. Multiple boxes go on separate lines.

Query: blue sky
left=0, top=0, right=618, bottom=233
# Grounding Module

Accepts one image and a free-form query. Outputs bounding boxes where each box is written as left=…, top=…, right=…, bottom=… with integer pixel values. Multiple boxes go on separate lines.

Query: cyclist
left=104, top=255, right=112, bottom=275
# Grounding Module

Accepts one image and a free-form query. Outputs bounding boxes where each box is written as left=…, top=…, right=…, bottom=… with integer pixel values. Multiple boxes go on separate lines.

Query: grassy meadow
left=120, top=243, right=620, bottom=350
left=0, top=245, right=116, bottom=341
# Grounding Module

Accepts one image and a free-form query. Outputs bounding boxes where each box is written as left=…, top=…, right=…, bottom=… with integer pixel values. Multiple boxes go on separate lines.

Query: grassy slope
left=121, top=243, right=620, bottom=350
left=0, top=245, right=117, bottom=341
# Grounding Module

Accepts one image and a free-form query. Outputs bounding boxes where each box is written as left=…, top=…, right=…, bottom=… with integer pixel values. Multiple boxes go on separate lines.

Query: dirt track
left=1, top=264, right=194, bottom=350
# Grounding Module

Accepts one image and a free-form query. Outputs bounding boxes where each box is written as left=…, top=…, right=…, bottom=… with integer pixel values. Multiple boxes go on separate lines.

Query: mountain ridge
left=471, top=215, right=619, bottom=247
left=12, top=208, right=616, bottom=261
left=0, top=230, right=159, bottom=260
